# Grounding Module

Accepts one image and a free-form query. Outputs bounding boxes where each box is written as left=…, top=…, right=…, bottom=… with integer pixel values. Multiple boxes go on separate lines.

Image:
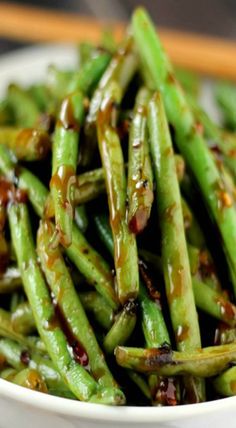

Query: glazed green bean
left=37, top=219, right=119, bottom=389
left=0, top=127, right=51, bottom=161
left=50, top=91, right=84, bottom=247
left=0, top=338, right=73, bottom=395
left=103, top=301, right=137, bottom=354
left=84, top=35, right=138, bottom=167
left=127, top=87, right=153, bottom=234
left=97, top=82, right=139, bottom=305
left=192, top=279, right=236, bottom=326
left=148, top=92, right=204, bottom=402
left=215, top=82, right=236, bottom=131
left=0, top=368, right=18, bottom=381
left=115, top=343, right=236, bottom=377
left=6, top=84, right=40, bottom=127
left=148, top=94, right=201, bottom=351
left=11, top=302, right=35, bottom=335
left=79, top=291, right=114, bottom=330
left=47, top=53, right=110, bottom=100
left=12, top=368, right=48, bottom=393
left=213, top=366, right=236, bottom=396
left=0, top=308, right=34, bottom=347
left=9, top=202, right=98, bottom=401
left=187, top=94, right=236, bottom=181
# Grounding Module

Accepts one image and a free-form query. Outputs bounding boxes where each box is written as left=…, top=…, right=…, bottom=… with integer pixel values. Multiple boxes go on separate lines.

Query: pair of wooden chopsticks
left=0, top=2, right=236, bottom=81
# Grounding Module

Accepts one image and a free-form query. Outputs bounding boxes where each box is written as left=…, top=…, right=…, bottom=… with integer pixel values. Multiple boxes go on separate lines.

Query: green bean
left=97, top=82, right=139, bottom=305
left=37, top=219, right=118, bottom=390
left=213, top=366, right=236, bottom=397
left=0, top=338, right=72, bottom=394
left=67, top=53, right=111, bottom=96
left=66, top=223, right=118, bottom=310
left=175, top=154, right=186, bottom=183
left=50, top=91, right=84, bottom=247
left=215, top=81, right=236, bottom=131
left=48, top=54, right=110, bottom=100
left=79, top=291, right=114, bottom=330
left=103, top=301, right=137, bottom=354
left=45, top=167, right=106, bottom=218
left=216, top=327, right=236, bottom=345
left=127, top=87, right=153, bottom=234
left=0, top=234, right=8, bottom=274
left=78, top=42, right=95, bottom=66
left=0, top=126, right=51, bottom=161
left=101, top=29, right=117, bottom=53
left=0, top=308, right=34, bottom=348
left=132, top=8, right=236, bottom=298
left=88, top=387, right=125, bottom=405
left=74, top=205, right=88, bottom=233
left=147, top=92, right=204, bottom=402
left=0, top=100, right=14, bottom=125
left=115, top=343, right=236, bottom=377
left=27, top=84, right=51, bottom=113
left=0, top=145, right=48, bottom=218
left=148, top=94, right=201, bottom=349
left=11, top=302, right=35, bottom=335
left=187, top=95, right=236, bottom=181
left=47, top=66, right=75, bottom=100
left=94, top=213, right=115, bottom=256
left=9, top=202, right=98, bottom=401
left=7, top=84, right=40, bottom=127
left=10, top=291, right=24, bottom=313
left=18, top=168, right=49, bottom=218
left=175, top=68, right=200, bottom=98
left=12, top=368, right=48, bottom=393
left=0, top=144, right=17, bottom=182
left=0, top=150, right=46, bottom=222
left=0, top=368, right=18, bottom=381
left=192, top=278, right=236, bottom=326
left=75, top=168, right=106, bottom=205
left=84, top=35, right=138, bottom=167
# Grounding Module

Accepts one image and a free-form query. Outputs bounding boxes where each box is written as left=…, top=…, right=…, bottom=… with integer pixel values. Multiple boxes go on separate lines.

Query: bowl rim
left=0, top=378, right=235, bottom=422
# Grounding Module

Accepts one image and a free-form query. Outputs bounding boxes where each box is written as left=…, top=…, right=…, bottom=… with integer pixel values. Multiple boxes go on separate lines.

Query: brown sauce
left=147, top=344, right=174, bottom=368
left=53, top=301, right=89, bottom=369
left=139, top=260, right=161, bottom=307
left=59, top=98, right=80, bottom=131
left=215, top=297, right=236, bottom=322
left=50, top=165, right=76, bottom=208
left=129, top=208, right=148, bottom=234
left=167, top=264, right=185, bottom=302
left=0, top=177, right=27, bottom=206
left=20, top=350, right=31, bottom=366
left=156, top=377, right=178, bottom=406
left=175, top=325, right=190, bottom=344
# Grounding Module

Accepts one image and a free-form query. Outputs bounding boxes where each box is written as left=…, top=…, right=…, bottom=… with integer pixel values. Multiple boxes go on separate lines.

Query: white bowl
left=0, top=44, right=234, bottom=428
left=1, top=377, right=236, bottom=428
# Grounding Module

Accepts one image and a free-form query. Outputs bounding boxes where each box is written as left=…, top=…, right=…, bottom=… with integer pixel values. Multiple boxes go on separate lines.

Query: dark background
left=1, top=0, right=236, bottom=55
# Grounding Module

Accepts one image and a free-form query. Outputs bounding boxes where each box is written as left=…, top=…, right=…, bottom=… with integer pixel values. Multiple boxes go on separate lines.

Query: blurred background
left=0, top=0, right=236, bottom=55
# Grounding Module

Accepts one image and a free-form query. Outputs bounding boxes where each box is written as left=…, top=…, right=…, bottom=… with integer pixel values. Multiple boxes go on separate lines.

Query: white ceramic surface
left=0, top=45, right=235, bottom=428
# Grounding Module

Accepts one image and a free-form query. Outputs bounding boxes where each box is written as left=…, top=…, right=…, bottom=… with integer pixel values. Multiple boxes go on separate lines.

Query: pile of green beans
left=1, top=8, right=236, bottom=406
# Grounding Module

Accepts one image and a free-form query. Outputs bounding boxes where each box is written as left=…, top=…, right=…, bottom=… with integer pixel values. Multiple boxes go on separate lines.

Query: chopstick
left=0, top=2, right=236, bottom=81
